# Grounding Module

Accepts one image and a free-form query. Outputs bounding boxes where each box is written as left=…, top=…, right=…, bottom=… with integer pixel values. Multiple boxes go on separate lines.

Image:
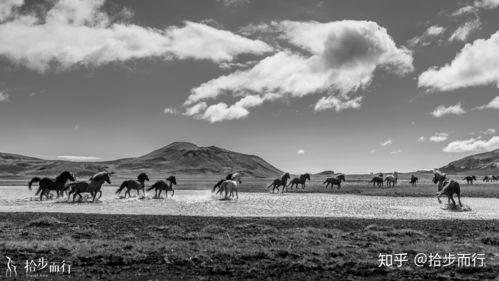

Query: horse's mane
left=55, top=171, right=71, bottom=181
left=91, top=172, right=108, bottom=181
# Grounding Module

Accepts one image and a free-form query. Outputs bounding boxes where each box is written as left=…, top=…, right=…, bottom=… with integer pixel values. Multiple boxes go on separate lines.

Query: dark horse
left=267, top=173, right=291, bottom=193
left=410, top=175, right=418, bottom=187
left=369, top=173, right=383, bottom=188
left=116, top=173, right=149, bottom=198
left=147, top=176, right=177, bottom=198
left=463, top=175, right=476, bottom=185
left=28, top=171, right=75, bottom=201
left=433, top=170, right=462, bottom=207
left=323, top=174, right=346, bottom=190
left=66, top=172, right=112, bottom=202
left=286, top=173, right=311, bottom=191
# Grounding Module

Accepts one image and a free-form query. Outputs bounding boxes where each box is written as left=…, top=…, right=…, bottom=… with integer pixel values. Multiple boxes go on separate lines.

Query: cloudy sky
left=1, top=0, right=499, bottom=174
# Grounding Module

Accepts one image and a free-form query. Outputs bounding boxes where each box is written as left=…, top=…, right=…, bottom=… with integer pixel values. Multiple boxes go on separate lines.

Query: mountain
left=0, top=142, right=282, bottom=178
left=440, top=149, right=499, bottom=175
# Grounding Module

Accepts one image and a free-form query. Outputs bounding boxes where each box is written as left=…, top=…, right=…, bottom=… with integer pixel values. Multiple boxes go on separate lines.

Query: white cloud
left=57, top=155, right=101, bottom=161
left=184, top=20, right=413, bottom=122
left=476, top=96, right=499, bottom=109
left=0, top=0, right=272, bottom=72
left=369, top=149, right=377, bottom=153
left=449, top=18, right=481, bottom=42
left=0, top=91, right=10, bottom=102
left=419, top=31, right=499, bottom=91
left=217, top=0, right=251, bottom=7
left=407, top=25, right=446, bottom=47
left=297, top=149, right=305, bottom=155
left=381, top=139, right=393, bottom=146
left=429, top=132, right=449, bottom=142
left=417, top=136, right=426, bottom=142
left=193, top=95, right=267, bottom=123
left=453, top=0, right=499, bottom=16
left=314, top=96, right=362, bottom=112
left=481, top=128, right=496, bottom=135
left=0, top=0, right=23, bottom=21
left=430, top=103, right=466, bottom=117
left=163, top=107, right=179, bottom=114
left=443, top=136, right=499, bottom=152
left=390, top=150, right=402, bottom=154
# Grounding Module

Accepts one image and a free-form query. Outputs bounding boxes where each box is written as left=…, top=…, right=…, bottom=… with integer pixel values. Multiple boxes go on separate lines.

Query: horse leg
left=158, top=189, right=162, bottom=199
left=449, top=195, right=456, bottom=207
left=436, top=192, right=442, bottom=204
left=457, top=193, right=463, bottom=207
left=39, top=189, right=44, bottom=201
left=235, top=187, right=238, bottom=199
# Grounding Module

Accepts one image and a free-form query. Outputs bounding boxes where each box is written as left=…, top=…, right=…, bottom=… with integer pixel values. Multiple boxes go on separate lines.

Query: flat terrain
left=0, top=213, right=497, bottom=280
left=2, top=173, right=498, bottom=198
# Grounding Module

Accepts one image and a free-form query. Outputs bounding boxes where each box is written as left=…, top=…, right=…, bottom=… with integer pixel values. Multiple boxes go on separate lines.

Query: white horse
left=384, top=172, right=398, bottom=187
left=220, top=173, right=242, bottom=199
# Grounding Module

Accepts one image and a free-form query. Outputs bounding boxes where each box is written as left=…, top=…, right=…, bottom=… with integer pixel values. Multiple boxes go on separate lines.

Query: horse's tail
left=116, top=181, right=127, bottom=194
left=323, top=179, right=329, bottom=184
left=213, top=179, right=224, bottom=192
left=147, top=182, right=158, bottom=191
left=267, top=182, right=274, bottom=189
left=28, top=177, right=41, bottom=190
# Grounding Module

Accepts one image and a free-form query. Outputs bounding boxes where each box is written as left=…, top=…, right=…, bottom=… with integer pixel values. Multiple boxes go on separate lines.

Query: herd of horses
left=28, top=172, right=177, bottom=202
left=28, top=168, right=493, bottom=208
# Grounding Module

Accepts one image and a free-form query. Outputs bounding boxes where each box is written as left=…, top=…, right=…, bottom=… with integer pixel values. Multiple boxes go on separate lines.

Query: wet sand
left=1, top=186, right=498, bottom=219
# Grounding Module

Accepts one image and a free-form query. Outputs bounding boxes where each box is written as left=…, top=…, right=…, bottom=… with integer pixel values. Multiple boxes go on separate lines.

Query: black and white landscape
left=0, top=0, right=498, bottom=280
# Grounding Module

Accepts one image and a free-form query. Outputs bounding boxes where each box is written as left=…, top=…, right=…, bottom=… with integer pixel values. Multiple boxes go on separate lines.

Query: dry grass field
left=0, top=213, right=497, bottom=280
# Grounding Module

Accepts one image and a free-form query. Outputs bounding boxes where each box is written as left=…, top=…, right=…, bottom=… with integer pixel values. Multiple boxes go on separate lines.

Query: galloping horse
left=28, top=171, right=75, bottom=201
left=483, top=176, right=492, bottom=182
left=66, top=172, right=112, bottom=202
left=463, top=176, right=476, bottom=185
left=116, top=173, right=149, bottom=198
left=410, top=175, right=418, bottom=187
left=370, top=173, right=383, bottom=188
left=433, top=170, right=463, bottom=207
left=384, top=172, right=398, bottom=187
left=147, top=176, right=177, bottom=198
left=219, top=173, right=242, bottom=199
left=267, top=173, right=291, bottom=193
left=287, top=173, right=311, bottom=191
left=212, top=173, right=235, bottom=195
left=323, top=174, right=346, bottom=190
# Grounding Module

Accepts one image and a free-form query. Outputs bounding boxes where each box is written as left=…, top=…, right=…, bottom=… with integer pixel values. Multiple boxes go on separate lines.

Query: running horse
left=219, top=173, right=242, bottom=199
left=267, top=173, right=291, bottom=193
left=212, top=173, right=235, bottom=196
left=433, top=170, right=463, bottom=207
left=384, top=172, right=398, bottom=187
left=286, top=173, right=311, bottom=191
left=323, top=174, right=346, bottom=190
left=28, top=171, right=75, bottom=201
left=410, top=175, right=418, bottom=187
left=66, top=172, right=112, bottom=202
left=463, top=175, right=476, bottom=185
left=369, top=173, right=384, bottom=188
left=147, top=176, right=177, bottom=198
left=116, top=173, right=149, bottom=198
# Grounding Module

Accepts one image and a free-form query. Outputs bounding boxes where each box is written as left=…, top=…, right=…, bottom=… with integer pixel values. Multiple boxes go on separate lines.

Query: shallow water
left=1, top=186, right=498, bottom=219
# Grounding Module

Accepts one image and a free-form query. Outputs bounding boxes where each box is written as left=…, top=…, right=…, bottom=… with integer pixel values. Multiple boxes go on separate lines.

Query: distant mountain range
left=440, top=148, right=499, bottom=175
left=0, top=142, right=282, bottom=178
